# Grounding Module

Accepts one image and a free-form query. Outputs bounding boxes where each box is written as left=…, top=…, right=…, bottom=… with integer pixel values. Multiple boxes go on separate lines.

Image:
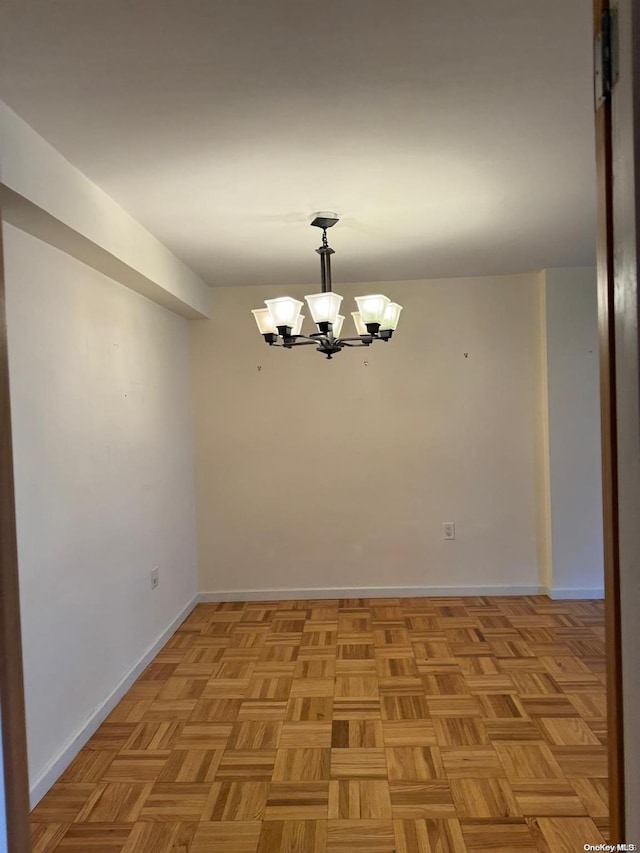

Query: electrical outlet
left=151, top=566, right=159, bottom=590
left=442, top=523, right=456, bottom=540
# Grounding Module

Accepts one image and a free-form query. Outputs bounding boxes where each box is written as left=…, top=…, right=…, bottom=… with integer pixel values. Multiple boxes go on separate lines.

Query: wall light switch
left=151, top=566, right=159, bottom=590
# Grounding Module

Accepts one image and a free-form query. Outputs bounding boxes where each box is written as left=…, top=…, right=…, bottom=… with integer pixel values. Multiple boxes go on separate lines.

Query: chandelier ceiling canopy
left=251, top=213, right=402, bottom=359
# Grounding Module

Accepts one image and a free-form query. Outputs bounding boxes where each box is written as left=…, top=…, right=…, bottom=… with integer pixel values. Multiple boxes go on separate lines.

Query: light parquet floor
left=30, top=596, right=609, bottom=852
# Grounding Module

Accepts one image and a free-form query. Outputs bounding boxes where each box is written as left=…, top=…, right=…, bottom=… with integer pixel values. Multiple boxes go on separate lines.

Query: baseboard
left=198, top=585, right=545, bottom=602
left=29, top=594, right=199, bottom=808
left=545, top=587, right=604, bottom=600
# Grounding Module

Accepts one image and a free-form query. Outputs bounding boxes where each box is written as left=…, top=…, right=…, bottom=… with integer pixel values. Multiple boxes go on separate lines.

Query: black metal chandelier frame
left=261, top=214, right=395, bottom=359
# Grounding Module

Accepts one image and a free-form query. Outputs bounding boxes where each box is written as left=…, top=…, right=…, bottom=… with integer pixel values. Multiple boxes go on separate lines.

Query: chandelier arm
left=271, top=335, right=319, bottom=348
left=297, top=334, right=325, bottom=342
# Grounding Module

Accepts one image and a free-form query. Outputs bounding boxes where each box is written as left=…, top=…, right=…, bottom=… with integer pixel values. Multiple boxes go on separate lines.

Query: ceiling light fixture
left=251, top=213, right=402, bottom=359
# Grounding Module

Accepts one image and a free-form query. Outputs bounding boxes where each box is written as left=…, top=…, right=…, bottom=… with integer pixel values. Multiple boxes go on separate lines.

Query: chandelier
left=251, top=213, right=403, bottom=359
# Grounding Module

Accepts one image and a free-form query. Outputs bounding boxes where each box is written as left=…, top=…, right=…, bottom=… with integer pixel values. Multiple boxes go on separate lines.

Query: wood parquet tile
left=528, top=816, right=605, bottom=853
left=389, top=781, right=455, bottom=819
left=328, top=780, right=392, bottom=819
left=137, top=782, right=211, bottom=821
left=30, top=824, right=69, bottom=853
left=58, top=751, right=118, bottom=783
left=386, top=746, right=445, bottom=780
left=258, top=819, right=327, bottom=853
left=31, top=785, right=96, bottom=823
left=264, top=783, right=330, bottom=820
left=510, top=780, right=587, bottom=817
left=190, top=821, right=261, bottom=853
left=120, top=821, right=197, bottom=853
left=449, top=777, right=521, bottom=818
left=204, top=781, right=269, bottom=821
left=54, top=824, right=133, bottom=852
left=272, top=748, right=331, bottom=781
left=460, top=818, right=540, bottom=852
left=157, top=749, right=223, bottom=783
left=393, top=817, right=467, bottom=853
left=326, top=819, right=396, bottom=852
left=29, top=596, right=609, bottom=851
left=75, top=782, right=153, bottom=822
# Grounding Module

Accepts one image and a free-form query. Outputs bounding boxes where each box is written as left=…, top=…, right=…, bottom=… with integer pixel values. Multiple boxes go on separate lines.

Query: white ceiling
left=0, top=0, right=596, bottom=288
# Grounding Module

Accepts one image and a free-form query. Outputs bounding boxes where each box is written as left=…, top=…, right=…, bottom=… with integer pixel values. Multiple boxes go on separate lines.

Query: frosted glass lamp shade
left=291, top=314, right=305, bottom=336
left=252, top=307, right=276, bottom=334
left=305, top=292, right=343, bottom=325
left=381, top=302, right=403, bottom=331
left=354, top=294, right=390, bottom=325
left=351, top=311, right=368, bottom=335
left=332, top=315, right=345, bottom=337
left=265, top=296, right=304, bottom=330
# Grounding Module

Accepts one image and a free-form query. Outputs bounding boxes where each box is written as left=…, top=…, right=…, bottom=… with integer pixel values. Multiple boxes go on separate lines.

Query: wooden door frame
left=0, top=217, right=31, bottom=850
left=594, top=0, right=630, bottom=843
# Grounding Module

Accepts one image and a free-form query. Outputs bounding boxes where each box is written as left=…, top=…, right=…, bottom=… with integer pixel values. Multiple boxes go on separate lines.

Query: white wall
left=190, top=274, right=544, bottom=596
left=3, top=224, right=198, bottom=796
left=544, top=267, right=604, bottom=596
